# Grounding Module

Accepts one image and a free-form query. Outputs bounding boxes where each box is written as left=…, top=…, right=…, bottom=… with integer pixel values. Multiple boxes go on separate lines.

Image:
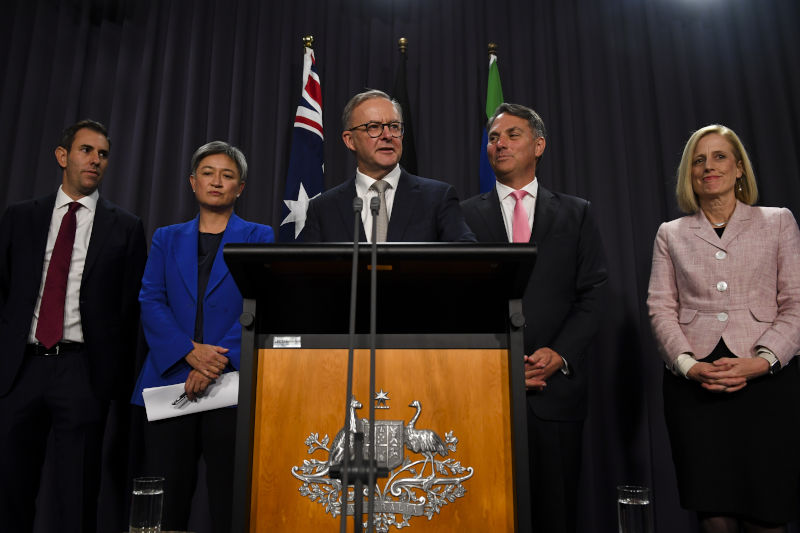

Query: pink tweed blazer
left=647, top=201, right=800, bottom=367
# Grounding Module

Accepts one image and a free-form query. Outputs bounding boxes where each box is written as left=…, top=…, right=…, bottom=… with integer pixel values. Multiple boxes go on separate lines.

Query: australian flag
left=280, top=42, right=324, bottom=241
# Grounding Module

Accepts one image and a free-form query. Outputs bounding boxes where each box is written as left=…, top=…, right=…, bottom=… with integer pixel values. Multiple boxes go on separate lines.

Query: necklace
left=702, top=206, right=733, bottom=228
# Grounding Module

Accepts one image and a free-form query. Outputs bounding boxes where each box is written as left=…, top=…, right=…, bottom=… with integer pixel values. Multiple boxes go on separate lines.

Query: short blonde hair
left=675, top=124, right=758, bottom=213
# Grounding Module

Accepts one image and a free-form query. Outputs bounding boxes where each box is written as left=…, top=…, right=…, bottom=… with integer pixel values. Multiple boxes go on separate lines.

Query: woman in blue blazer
left=132, top=141, right=274, bottom=533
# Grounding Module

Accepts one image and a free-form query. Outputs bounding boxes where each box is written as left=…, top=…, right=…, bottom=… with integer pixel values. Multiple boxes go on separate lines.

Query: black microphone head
left=370, top=196, right=380, bottom=214
left=352, top=197, right=363, bottom=213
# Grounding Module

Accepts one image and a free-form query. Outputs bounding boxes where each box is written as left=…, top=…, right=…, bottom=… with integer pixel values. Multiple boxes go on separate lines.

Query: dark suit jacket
left=462, top=185, right=608, bottom=420
left=0, top=192, right=147, bottom=400
left=303, top=169, right=476, bottom=242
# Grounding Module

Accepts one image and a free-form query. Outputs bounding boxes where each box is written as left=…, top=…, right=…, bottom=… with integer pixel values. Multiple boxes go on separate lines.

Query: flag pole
left=393, top=37, right=417, bottom=174
left=479, top=42, right=504, bottom=193
left=279, top=34, right=324, bottom=241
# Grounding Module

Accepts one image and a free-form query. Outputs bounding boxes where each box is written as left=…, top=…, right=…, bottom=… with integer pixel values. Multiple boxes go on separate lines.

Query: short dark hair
left=190, top=141, right=248, bottom=183
left=59, top=119, right=110, bottom=151
left=487, top=103, right=546, bottom=139
left=341, top=89, right=403, bottom=131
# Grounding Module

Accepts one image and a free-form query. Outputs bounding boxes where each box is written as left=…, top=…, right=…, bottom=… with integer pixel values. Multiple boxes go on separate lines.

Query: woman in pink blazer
left=648, top=125, right=800, bottom=533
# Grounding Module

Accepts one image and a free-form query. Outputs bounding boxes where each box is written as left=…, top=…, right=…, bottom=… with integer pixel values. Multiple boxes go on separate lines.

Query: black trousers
left=0, top=348, right=108, bottom=533
left=526, top=401, right=584, bottom=533
left=141, top=406, right=237, bottom=533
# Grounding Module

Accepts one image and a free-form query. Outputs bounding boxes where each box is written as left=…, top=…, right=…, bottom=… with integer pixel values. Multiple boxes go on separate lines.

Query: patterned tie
left=36, top=202, right=81, bottom=348
left=511, top=190, right=531, bottom=243
left=370, top=180, right=390, bottom=243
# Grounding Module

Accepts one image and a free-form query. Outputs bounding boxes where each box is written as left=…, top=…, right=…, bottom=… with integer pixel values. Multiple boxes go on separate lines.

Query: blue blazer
left=131, top=213, right=274, bottom=406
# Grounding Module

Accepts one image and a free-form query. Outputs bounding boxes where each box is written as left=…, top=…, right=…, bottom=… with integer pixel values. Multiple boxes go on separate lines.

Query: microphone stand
left=365, top=196, right=382, bottom=533
left=331, top=196, right=388, bottom=533
left=332, top=197, right=363, bottom=533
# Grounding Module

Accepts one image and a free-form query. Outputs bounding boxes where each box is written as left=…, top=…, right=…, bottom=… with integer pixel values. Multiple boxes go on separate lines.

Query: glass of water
left=129, top=476, right=164, bottom=533
left=617, top=484, right=654, bottom=533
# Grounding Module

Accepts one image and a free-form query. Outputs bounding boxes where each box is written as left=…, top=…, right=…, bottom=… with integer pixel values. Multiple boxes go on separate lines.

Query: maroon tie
left=36, top=202, right=81, bottom=348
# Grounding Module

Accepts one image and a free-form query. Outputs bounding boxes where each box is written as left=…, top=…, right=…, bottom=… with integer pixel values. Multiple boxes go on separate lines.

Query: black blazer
left=0, top=193, right=147, bottom=399
left=303, top=170, right=476, bottom=242
left=461, top=185, right=608, bottom=420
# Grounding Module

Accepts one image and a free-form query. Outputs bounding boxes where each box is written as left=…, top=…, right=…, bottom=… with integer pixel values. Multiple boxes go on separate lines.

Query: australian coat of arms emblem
left=291, top=392, right=474, bottom=531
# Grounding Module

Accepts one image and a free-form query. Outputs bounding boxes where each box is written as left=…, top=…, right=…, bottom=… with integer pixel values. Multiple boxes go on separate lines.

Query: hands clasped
left=686, top=357, right=770, bottom=393
left=524, top=347, right=563, bottom=391
left=184, top=341, right=230, bottom=400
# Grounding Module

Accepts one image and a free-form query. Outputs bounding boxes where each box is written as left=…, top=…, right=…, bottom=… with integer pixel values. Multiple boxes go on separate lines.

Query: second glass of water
left=617, top=484, right=653, bottom=533
left=129, top=476, right=164, bottom=533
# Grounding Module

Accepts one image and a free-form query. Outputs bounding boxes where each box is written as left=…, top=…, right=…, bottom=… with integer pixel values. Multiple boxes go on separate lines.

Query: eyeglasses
left=348, top=121, right=404, bottom=138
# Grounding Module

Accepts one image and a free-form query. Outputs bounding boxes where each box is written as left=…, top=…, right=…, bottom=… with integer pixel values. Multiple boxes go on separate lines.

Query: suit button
left=717, top=312, right=728, bottom=322
left=715, top=250, right=727, bottom=260
left=716, top=281, right=728, bottom=292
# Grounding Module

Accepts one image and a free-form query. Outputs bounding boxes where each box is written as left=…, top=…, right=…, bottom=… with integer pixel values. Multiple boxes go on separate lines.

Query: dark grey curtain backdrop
left=2, top=0, right=799, bottom=532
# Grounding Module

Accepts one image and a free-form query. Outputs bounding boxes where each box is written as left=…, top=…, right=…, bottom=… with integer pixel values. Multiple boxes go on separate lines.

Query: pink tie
left=511, top=190, right=531, bottom=243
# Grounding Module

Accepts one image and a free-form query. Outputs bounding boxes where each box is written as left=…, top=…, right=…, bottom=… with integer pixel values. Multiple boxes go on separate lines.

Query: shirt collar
left=56, top=186, right=99, bottom=212
left=495, top=177, right=538, bottom=201
left=355, top=164, right=402, bottom=195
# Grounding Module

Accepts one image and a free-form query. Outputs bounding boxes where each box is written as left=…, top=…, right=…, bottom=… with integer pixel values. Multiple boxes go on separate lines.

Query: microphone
left=334, top=196, right=364, bottom=533
left=334, top=195, right=388, bottom=533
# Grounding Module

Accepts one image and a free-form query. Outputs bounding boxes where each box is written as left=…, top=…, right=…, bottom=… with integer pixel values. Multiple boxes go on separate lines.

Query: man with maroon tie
left=0, top=120, right=147, bottom=533
left=461, top=103, right=608, bottom=533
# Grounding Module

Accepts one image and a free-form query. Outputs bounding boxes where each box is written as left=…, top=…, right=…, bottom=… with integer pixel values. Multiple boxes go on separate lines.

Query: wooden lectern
left=225, top=243, right=535, bottom=532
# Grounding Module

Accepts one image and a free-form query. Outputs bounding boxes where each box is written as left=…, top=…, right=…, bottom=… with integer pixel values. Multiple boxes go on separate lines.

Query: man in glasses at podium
left=303, top=89, right=475, bottom=243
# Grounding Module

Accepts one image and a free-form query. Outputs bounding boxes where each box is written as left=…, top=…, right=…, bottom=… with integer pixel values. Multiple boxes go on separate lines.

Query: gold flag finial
left=302, top=35, right=314, bottom=48
left=488, top=42, right=498, bottom=57
left=398, top=37, right=408, bottom=54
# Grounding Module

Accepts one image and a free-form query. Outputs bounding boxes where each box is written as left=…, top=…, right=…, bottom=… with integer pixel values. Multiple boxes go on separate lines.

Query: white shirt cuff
left=756, top=346, right=779, bottom=370
left=673, top=353, right=697, bottom=378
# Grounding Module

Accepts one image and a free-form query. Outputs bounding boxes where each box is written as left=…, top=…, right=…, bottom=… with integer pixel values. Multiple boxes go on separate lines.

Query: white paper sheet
left=142, top=371, right=239, bottom=421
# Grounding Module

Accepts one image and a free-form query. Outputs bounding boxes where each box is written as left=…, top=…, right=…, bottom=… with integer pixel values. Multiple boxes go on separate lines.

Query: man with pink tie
left=461, top=103, right=608, bottom=533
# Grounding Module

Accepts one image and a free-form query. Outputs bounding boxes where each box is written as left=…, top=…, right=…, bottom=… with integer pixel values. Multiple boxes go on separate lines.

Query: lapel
left=175, top=217, right=200, bottom=303
left=83, top=197, right=114, bottom=280
left=531, top=185, right=557, bottom=245
left=477, top=189, right=509, bottom=242
left=387, top=170, right=418, bottom=241
left=31, top=194, right=57, bottom=261
left=689, top=200, right=751, bottom=250
left=334, top=179, right=367, bottom=241
left=718, top=201, right=751, bottom=249
left=205, top=213, right=245, bottom=299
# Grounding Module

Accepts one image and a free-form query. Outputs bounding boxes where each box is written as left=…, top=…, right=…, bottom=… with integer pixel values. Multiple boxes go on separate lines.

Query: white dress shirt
left=496, top=178, right=538, bottom=242
left=355, top=164, right=401, bottom=243
left=495, top=178, right=569, bottom=373
left=28, top=186, right=99, bottom=343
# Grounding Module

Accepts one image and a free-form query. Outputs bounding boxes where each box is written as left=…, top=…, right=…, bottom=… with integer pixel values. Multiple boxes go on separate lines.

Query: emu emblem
left=291, top=395, right=474, bottom=532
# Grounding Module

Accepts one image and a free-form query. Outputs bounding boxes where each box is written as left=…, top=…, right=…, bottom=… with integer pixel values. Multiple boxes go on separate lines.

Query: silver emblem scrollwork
left=291, top=396, right=474, bottom=531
